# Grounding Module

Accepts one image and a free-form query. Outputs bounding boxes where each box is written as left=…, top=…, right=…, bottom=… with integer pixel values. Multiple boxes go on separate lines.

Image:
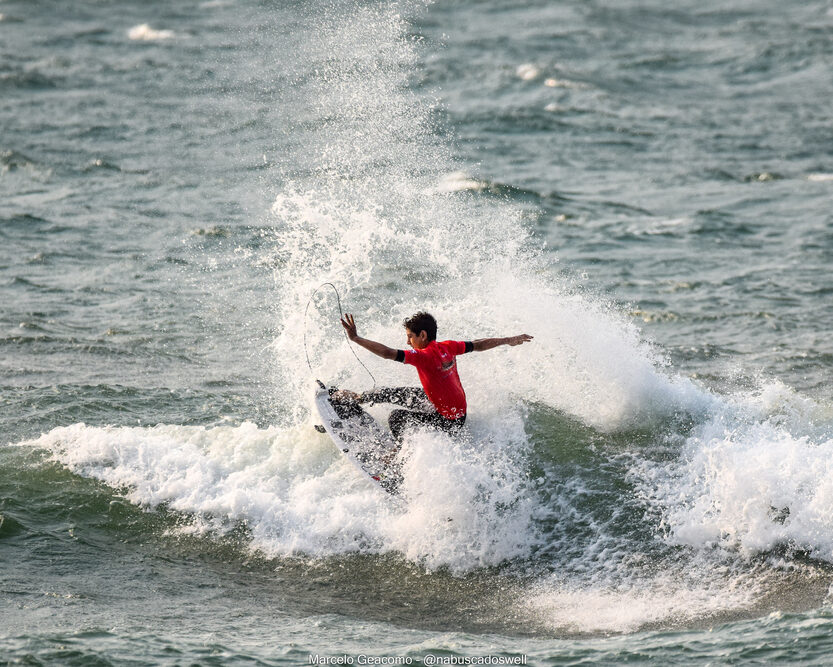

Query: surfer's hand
left=341, top=313, right=359, bottom=341
left=332, top=390, right=360, bottom=403
left=506, top=334, right=533, bottom=346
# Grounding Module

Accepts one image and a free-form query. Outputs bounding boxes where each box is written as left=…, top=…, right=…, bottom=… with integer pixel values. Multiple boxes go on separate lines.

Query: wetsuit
left=359, top=340, right=473, bottom=441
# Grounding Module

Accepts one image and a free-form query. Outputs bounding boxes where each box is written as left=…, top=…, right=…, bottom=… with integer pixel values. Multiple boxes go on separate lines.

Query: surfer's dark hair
left=403, top=312, right=437, bottom=341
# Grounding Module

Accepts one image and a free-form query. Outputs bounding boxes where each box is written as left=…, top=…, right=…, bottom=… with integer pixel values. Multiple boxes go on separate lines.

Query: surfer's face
left=406, top=328, right=429, bottom=350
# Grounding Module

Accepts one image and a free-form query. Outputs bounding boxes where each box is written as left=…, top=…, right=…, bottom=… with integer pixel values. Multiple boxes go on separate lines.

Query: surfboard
left=313, top=382, right=403, bottom=495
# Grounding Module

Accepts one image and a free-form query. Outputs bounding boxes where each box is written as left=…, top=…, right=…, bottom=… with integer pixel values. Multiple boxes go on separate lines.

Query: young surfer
left=334, top=312, right=533, bottom=441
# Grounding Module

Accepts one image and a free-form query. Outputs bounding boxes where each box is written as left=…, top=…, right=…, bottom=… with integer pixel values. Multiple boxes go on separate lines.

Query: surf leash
left=303, top=282, right=377, bottom=392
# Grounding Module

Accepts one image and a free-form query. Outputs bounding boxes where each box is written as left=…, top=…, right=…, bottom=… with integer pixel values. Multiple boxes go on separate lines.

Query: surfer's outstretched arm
left=471, top=334, right=533, bottom=352
left=340, top=313, right=398, bottom=360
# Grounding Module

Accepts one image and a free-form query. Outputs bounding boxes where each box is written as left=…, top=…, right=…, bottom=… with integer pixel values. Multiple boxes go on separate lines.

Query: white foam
left=434, top=171, right=487, bottom=193
left=543, top=77, right=583, bottom=89
left=525, top=572, right=758, bottom=633
left=631, top=381, right=833, bottom=562
left=18, top=415, right=535, bottom=571
left=458, top=271, right=710, bottom=431
left=808, top=173, right=833, bottom=182
left=516, top=63, right=540, bottom=81
left=128, top=24, right=175, bottom=41
left=386, top=419, right=536, bottom=571
left=624, top=216, right=692, bottom=236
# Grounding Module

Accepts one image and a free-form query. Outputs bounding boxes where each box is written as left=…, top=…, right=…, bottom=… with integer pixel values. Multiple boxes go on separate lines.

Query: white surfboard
left=313, top=382, right=403, bottom=495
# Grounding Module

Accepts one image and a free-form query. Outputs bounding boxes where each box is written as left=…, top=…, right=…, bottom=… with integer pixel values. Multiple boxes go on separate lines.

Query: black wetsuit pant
left=360, top=387, right=466, bottom=442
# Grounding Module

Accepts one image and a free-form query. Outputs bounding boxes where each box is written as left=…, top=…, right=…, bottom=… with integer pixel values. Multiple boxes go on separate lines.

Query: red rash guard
left=397, top=340, right=473, bottom=419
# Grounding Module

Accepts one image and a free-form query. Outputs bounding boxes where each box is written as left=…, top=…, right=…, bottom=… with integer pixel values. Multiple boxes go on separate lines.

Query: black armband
left=464, top=341, right=474, bottom=353
left=395, top=349, right=405, bottom=363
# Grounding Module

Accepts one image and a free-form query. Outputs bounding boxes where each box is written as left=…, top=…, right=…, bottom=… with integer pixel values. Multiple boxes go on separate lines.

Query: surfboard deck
left=313, top=383, right=403, bottom=495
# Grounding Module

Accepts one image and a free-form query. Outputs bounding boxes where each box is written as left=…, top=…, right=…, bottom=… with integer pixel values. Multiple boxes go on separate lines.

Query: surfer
left=334, top=312, right=532, bottom=441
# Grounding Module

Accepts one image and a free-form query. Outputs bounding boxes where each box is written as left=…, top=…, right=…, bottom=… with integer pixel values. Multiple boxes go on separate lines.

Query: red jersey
left=400, top=340, right=472, bottom=419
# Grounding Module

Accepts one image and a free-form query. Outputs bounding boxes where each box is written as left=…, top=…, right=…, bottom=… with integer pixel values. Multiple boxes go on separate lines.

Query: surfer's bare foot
left=332, top=389, right=360, bottom=403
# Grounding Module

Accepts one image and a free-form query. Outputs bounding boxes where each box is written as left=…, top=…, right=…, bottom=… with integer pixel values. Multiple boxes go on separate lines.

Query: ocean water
left=3, top=0, right=833, bottom=664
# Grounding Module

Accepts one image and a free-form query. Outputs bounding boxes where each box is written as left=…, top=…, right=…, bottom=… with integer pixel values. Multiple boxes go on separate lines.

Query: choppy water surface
left=3, top=0, right=833, bottom=664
